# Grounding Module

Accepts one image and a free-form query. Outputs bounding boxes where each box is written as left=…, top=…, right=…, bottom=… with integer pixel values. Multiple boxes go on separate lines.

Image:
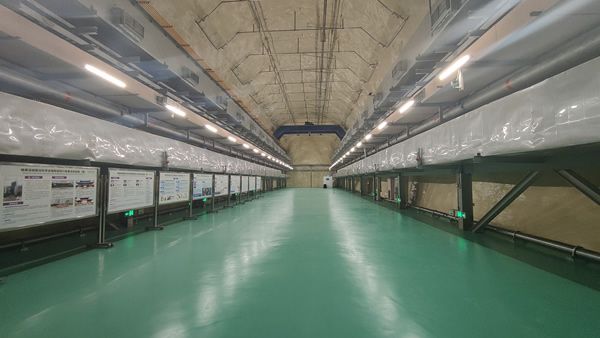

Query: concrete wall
left=280, top=134, right=339, bottom=188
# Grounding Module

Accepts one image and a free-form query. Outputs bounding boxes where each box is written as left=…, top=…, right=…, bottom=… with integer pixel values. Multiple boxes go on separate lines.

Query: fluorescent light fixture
left=398, top=99, right=415, bottom=114
left=205, top=124, right=218, bottom=133
left=261, top=152, right=266, bottom=157
left=571, top=105, right=578, bottom=109
left=351, top=147, right=355, bottom=152
left=227, top=136, right=237, bottom=143
left=84, top=64, right=126, bottom=88
left=267, top=155, right=272, bottom=160
left=165, top=104, right=187, bottom=117
left=364, top=134, right=372, bottom=140
left=377, top=121, right=388, bottom=130
left=356, top=142, right=362, bottom=147
left=439, top=55, right=471, bottom=81
left=346, top=152, right=350, bottom=156
left=243, top=143, right=250, bottom=149
left=253, top=148, right=259, bottom=153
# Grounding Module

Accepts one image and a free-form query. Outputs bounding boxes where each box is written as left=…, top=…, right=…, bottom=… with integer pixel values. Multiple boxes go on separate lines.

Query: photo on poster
left=3, top=178, right=23, bottom=205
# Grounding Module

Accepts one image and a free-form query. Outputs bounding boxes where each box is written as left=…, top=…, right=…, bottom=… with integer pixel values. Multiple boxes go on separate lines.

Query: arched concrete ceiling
left=144, top=0, right=429, bottom=132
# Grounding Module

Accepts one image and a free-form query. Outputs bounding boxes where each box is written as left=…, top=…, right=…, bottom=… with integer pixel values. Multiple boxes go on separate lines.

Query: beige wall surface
left=409, top=171, right=600, bottom=252
left=280, top=134, right=339, bottom=166
left=288, top=171, right=330, bottom=188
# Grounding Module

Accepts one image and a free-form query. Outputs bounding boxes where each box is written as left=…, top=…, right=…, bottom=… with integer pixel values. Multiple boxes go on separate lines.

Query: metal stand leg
left=148, top=171, right=164, bottom=231
left=95, top=174, right=113, bottom=248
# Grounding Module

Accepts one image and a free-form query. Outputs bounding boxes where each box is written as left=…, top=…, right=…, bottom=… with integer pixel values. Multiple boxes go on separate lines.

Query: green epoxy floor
left=1, top=189, right=600, bottom=337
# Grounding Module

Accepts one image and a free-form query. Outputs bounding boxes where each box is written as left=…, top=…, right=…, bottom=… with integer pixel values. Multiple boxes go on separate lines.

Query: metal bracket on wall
left=472, top=171, right=540, bottom=233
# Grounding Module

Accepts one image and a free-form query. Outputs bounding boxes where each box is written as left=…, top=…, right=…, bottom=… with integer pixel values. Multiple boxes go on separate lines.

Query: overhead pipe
left=410, top=23, right=600, bottom=136
left=487, top=225, right=600, bottom=264
left=0, top=67, right=276, bottom=169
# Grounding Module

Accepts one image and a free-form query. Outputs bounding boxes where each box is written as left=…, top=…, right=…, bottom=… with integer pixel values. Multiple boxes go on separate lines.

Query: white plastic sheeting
left=0, top=92, right=284, bottom=177
left=336, top=56, right=600, bottom=176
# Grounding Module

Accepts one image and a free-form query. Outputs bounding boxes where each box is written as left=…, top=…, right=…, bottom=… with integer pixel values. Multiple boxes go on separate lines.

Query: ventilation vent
left=110, top=7, right=144, bottom=41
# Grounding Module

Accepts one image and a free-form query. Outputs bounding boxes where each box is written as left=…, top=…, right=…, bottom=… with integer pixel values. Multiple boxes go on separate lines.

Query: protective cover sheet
left=336, top=56, right=600, bottom=176
left=0, top=92, right=282, bottom=177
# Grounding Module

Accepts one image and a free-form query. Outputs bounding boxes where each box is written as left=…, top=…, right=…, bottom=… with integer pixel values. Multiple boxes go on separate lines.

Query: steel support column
left=556, top=169, right=600, bottom=205
left=398, top=173, right=409, bottom=209
left=472, top=171, right=540, bottom=233
left=457, top=169, right=474, bottom=231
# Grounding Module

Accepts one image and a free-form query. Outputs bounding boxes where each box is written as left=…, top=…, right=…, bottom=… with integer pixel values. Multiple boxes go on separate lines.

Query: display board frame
left=214, top=174, right=229, bottom=197
left=192, top=173, right=213, bottom=200
left=158, top=171, right=191, bottom=205
left=107, top=168, right=156, bottom=215
left=0, top=162, right=100, bottom=232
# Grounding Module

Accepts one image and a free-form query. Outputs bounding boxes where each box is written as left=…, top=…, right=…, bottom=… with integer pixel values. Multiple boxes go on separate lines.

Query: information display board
left=241, top=176, right=249, bottom=193
left=249, top=176, right=256, bottom=191
left=1, top=164, right=98, bottom=230
left=230, top=175, right=241, bottom=194
left=214, top=174, right=229, bottom=197
left=257, top=177, right=263, bottom=191
left=108, top=168, right=155, bottom=214
left=159, top=172, right=190, bottom=205
left=193, top=173, right=213, bottom=200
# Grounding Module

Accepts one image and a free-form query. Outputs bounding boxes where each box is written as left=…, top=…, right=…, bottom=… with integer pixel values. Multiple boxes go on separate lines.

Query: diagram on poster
left=1, top=164, right=98, bottom=230
left=159, top=172, right=190, bottom=205
left=193, top=174, right=213, bottom=200
left=257, top=177, right=263, bottom=191
left=230, top=175, right=241, bottom=194
left=241, top=176, right=249, bottom=193
left=214, top=175, right=228, bottom=197
left=108, top=169, right=155, bottom=213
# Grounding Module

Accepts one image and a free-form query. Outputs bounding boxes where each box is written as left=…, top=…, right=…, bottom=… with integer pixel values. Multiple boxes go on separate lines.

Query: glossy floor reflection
left=1, top=189, right=600, bottom=337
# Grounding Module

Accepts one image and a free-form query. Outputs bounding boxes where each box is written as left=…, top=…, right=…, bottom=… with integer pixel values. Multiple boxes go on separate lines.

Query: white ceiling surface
left=148, top=0, right=429, bottom=130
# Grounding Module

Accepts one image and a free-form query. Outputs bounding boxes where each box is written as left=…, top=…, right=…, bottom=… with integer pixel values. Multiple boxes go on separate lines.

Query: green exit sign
left=456, top=211, right=467, bottom=219
left=124, top=210, right=134, bottom=217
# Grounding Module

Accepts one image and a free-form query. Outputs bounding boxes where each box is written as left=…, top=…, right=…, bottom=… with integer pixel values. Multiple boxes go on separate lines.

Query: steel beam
left=556, top=169, right=600, bottom=206
left=472, top=171, right=540, bottom=233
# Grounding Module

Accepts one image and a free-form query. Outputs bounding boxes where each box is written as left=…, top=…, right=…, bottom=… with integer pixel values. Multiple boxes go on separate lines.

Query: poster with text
left=230, top=175, right=241, bottom=194
left=108, top=168, right=155, bottom=213
left=257, top=177, right=263, bottom=191
left=249, top=176, right=256, bottom=191
left=214, top=175, right=229, bottom=197
left=159, top=172, right=190, bottom=205
left=193, top=174, right=213, bottom=200
left=1, top=164, right=98, bottom=230
left=241, top=176, right=249, bottom=193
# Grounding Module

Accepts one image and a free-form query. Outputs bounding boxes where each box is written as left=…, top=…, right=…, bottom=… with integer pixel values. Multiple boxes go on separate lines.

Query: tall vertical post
left=184, top=172, right=196, bottom=220
left=398, top=173, right=409, bottom=209
left=226, top=174, right=231, bottom=208
left=211, top=174, right=216, bottom=212
left=372, top=175, right=377, bottom=201
left=150, top=171, right=163, bottom=230
left=95, top=172, right=113, bottom=248
left=457, top=168, right=474, bottom=231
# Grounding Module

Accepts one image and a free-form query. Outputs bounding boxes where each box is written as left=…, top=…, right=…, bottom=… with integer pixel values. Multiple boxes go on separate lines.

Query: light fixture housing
left=439, top=55, right=471, bottom=81
left=398, top=99, right=415, bottom=114
left=356, top=142, right=362, bottom=147
left=253, top=148, right=260, bottom=153
left=165, top=104, right=186, bottom=117
left=377, top=121, right=388, bottom=130
left=243, top=143, right=250, bottom=149
left=84, top=64, right=126, bottom=88
left=227, top=136, right=237, bottom=143
left=205, top=124, right=218, bottom=133
left=364, top=134, right=372, bottom=140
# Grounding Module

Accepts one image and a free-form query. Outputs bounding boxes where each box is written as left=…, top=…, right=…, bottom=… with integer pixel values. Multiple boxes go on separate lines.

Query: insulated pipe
left=487, top=225, right=600, bottom=264
left=410, top=25, right=600, bottom=136
left=0, top=67, right=275, bottom=168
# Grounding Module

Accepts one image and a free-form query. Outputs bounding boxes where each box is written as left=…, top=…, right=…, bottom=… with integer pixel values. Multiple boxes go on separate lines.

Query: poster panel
left=230, top=175, right=241, bottom=194
left=257, top=177, right=263, bottom=191
left=193, top=173, right=213, bottom=200
left=159, top=172, right=190, bottom=205
left=1, top=164, right=98, bottom=230
left=108, top=168, right=155, bottom=213
left=241, top=176, right=249, bottom=193
left=214, top=174, right=229, bottom=197
left=249, top=176, right=256, bottom=191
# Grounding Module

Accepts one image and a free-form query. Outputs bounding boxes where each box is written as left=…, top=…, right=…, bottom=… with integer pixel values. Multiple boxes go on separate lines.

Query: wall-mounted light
left=205, top=124, right=218, bottom=133
left=398, top=99, right=415, bottom=114
left=165, top=104, right=186, bottom=117
left=84, top=64, right=126, bottom=88
left=439, top=55, right=471, bottom=81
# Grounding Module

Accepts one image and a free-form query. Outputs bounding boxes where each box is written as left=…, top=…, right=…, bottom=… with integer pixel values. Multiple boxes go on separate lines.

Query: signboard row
left=1, top=164, right=266, bottom=231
